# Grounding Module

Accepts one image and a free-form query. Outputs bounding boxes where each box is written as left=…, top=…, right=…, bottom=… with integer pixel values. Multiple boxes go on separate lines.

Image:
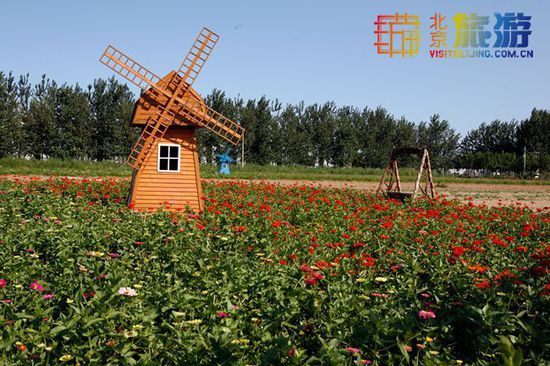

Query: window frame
left=157, top=143, right=181, bottom=173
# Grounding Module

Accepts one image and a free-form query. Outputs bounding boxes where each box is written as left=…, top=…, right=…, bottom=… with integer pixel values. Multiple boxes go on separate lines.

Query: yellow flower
left=356, top=278, right=367, bottom=283
left=429, top=350, right=439, bottom=355
left=59, top=354, right=73, bottom=361
left=186, top=319, right=202, bottom=325
left=78, top=265, right=89, bottom=273
left=426, top=337, right=434, bottom=342
left=375, top=277, right=388, bottom=283
left=231, top=338, right=250, bottom=345
left=86, top=251, right=104, bottom=257
left=123, top=330, right=138, bottom=338
left=456, top=361, right=464, bottom=365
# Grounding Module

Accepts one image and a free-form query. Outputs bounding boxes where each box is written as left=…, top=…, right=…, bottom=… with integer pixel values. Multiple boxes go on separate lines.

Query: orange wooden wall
left=129, top=125, right=203, bottom=212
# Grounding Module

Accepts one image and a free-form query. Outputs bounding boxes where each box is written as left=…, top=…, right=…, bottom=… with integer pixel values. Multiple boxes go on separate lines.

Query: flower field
left=0, top=177, right=548, bottom=365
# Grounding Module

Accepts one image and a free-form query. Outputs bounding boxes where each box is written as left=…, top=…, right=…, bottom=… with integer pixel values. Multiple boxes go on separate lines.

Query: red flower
left=452, top=246, right=466, bottom=257
left=300, top=264, right=312, bottom=273
left=311, top=271, right=324, bottom=280
left=304, top=277, right=317, bottom=286
left=476, top=280, right=491, bottom=289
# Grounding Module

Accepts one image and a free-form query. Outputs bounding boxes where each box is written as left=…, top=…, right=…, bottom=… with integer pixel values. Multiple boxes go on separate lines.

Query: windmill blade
left=126, top=105, right=174, bottom=169
left=99, top=45, right=162, bottom=91
left=175, top=98, right=244, bottom=145
left=199, top=104, right=244, bottom=145
left=176, top=27, right=219, bottom=88
left=100, top=46, right=206, bottom=120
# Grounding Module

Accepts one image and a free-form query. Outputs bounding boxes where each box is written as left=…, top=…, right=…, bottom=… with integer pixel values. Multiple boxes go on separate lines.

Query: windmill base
left=128, top=126, right=203, bottom=212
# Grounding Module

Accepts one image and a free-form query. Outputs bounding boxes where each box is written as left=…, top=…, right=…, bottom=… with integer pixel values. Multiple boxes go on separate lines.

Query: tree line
left=1, top=71, right=548, bottom=173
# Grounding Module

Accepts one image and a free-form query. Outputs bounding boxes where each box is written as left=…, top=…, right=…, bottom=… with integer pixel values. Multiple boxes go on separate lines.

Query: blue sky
left=1, top=0, right=548, bottom=134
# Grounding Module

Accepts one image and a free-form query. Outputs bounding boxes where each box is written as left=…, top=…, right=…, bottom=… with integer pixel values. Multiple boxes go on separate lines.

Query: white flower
left=374, top=277, right=388, bottom=283
left=118, top=287, right=138, bottom=297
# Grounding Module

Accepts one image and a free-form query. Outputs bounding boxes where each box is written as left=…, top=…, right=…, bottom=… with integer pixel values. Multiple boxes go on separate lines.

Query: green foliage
left=499, top=336, right=523, bottom=366
left=0, top=72, right=24, bottom=157
left=461, top=120, right=518, bottom=155
left=87, top=78, right=135, bottom=161
left=417, top=115, right=460, bottom=170
left=0, top=178, right=548, bottom=364
left=0, top=72, right=134, bottom=161
left=0, top=71, right=548, bottom=174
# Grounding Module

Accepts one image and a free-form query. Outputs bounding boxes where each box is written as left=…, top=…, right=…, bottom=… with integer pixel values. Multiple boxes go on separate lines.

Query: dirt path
left=210, top=179, right=550, bottom=209
left=2, top=175, right=549, bottom=209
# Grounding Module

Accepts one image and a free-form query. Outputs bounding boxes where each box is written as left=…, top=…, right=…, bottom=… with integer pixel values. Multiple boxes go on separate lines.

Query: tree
left=48, top=84, right=91, bottom=159
left=517, top=109, right=550, bottom=154
left=358, top=107, right=408, bottom=168
left=0, top=72, right=24, bottom=157
left=201, top=89, right=241, bottom=164
left=24, top=75, right=56, bottom=159
left=277, top=102, right=315, bottom=166
left=417, top=114, right=460, bottom=170
left=331, top=106, right=359, bottom=167
left=239, top=97, right=275, bottom=165
left=88, top=78, right=134, bottom=161
left=461, top=120, right=517, bottom=154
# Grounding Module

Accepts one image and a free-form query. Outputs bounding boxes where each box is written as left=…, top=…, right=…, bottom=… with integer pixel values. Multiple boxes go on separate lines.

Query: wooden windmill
left=376, top=147, right=436, bottom=201
left=99, top=27, right=244, bottom=212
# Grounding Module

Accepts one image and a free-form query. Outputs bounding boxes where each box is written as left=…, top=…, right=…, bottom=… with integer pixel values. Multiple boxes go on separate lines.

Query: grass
left=0, top=157, right=548, bottom=185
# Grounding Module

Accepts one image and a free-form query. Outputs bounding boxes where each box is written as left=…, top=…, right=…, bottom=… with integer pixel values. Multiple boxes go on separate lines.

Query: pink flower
left=418, top=310, right=436, bottom=319
left=2, top=299, right=12, bottom=304
left=43, top=294, right=55, bottom=300
left=108, top=253, right=120, bottom=259
left=216, top=311, right=229, bottom=318
left=29, top=281, right=44, bottom=292
left=0, top=279, right=6, bottom=288
left=345, top=347, right=360, bottom=354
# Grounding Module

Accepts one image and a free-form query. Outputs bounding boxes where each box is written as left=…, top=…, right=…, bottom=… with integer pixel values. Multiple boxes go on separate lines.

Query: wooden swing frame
left=376, top=147, right=436, bottom=201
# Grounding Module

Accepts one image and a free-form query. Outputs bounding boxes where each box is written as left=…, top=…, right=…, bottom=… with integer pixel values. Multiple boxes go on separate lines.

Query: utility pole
left=523, top=146, right=527, bottom=175
left=241, top=132, right=245, bottom=166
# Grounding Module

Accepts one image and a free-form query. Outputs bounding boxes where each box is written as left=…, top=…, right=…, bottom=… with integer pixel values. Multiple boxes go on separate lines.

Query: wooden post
left=412, top=150, right=427, bottom=199
left=425, top=152, right=435, bottom=198
left=393, top=160, right=401, bottom=192
left=376, top=162, right=392, bottom=195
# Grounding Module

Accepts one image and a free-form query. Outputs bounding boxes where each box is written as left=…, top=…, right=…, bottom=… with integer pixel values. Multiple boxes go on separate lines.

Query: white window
left=157, top=143, right=180, bottom=172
